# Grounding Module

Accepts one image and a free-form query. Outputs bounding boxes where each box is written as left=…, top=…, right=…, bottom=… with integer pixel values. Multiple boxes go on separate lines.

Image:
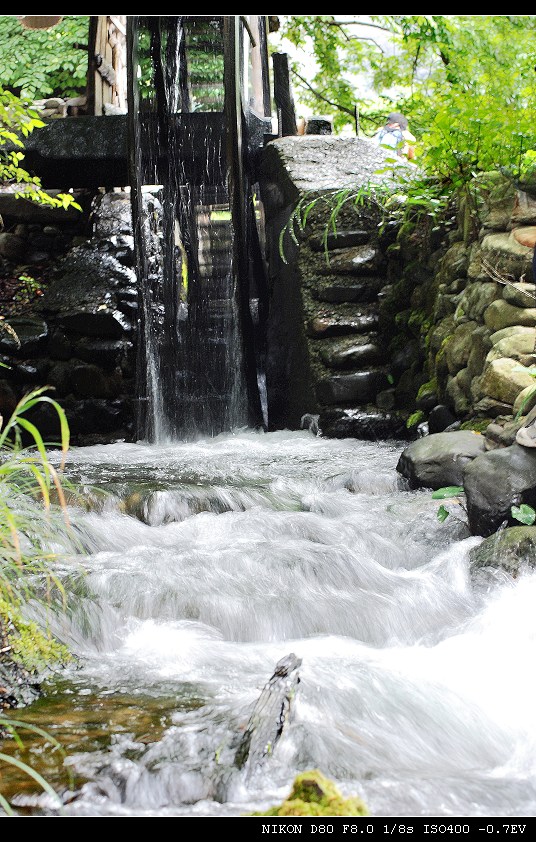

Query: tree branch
left=325, top=18, right=393, bottom=33
left=325, top=17, right=385, bottom=52
left=345, top=35, right=385, bottom=52
left=291, top=68, right=356, bottom=117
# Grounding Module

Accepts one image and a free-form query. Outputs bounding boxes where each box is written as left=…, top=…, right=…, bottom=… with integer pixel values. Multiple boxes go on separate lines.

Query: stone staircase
left=301, top=225, right=406, bottom=439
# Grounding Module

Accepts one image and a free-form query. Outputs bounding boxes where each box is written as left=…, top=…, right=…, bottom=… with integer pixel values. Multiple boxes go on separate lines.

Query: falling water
left=5, top=430, right=536, bottom=817
left=128, top=16, right=254, bottom=441
left=3, top=16, right=535, bottom=821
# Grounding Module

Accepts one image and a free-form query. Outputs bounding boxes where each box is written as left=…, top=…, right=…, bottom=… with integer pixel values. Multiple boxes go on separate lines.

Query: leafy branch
left=0, top=86, right=81, bottom=211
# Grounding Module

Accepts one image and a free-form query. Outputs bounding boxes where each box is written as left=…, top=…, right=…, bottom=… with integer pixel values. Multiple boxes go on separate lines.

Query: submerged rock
left=396, top=430, right=486, bottom=490
left=250, top=769, right=369, bottom=817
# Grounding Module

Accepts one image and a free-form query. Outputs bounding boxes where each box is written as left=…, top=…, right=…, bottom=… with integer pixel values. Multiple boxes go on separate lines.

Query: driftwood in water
left=234, top=652, right=302, bottom=775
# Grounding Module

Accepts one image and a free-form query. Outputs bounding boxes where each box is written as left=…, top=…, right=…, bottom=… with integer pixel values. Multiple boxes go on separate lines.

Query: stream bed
left=3, top=430, right=536, bottom=817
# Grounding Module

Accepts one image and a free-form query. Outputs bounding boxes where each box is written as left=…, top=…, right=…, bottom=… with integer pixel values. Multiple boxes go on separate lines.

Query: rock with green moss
left=435, top=242, right=469, bottom=286
left=469, top=526, right=536, bottom=575
left=484, top=300, right=536, bottom=332
left=445, top=321, right=479, bottom=375
left=479, top=357, right=534, bottom=404
left=251, top=770, right=369, bottom=817
left=416, top=378, right=438, bottom=411
left=456, top=282, right=501, bottom=322
left=0, top=597, right=70, bottom=708
left=460, top=418, right=492, bottom=433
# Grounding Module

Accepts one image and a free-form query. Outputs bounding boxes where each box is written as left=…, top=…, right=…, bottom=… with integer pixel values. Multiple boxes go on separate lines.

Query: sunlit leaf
left=432, top=486, right=465, bottom=499
left=437, top=504, right=450, bottom=522
left=511, top=504, right=536, bottom=526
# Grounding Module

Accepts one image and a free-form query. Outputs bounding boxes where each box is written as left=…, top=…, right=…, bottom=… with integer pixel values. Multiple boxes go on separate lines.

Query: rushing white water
left=18, top=430, right=536, bottom=817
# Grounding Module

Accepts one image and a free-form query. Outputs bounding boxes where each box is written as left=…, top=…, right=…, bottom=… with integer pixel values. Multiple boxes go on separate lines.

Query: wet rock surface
left=469, top=526, right=536, bottom=575
left=396, top=430, right=486, bottom=490
left=1, top=192, right=136, bottom=444
left=463, top=444, right=536, bottom=536
left=319, top=407, right=407, bottom=440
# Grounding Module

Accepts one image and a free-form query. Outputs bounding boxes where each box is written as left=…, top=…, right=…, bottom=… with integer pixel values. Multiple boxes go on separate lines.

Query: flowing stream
left=4, top=429, right=536, bottom=817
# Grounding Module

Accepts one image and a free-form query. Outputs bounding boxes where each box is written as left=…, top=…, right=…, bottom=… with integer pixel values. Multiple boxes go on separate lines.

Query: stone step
left=309, top=229, right=371, bottom=252
left=317, top=245, right=383, bottom=276
left=308, top=309, right=379, bottom=337
left=320, top=336, right=385, bottom=369
left=0, top=316, right=48, bottom=355
left=316, top=368, right=390, bottom=405
left=316, top=276, right=385, bottom=304
left=318, top=407, right=408, bottom=440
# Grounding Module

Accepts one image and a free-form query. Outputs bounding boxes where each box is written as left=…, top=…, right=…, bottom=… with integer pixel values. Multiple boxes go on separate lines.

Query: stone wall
left=0, top=191, right=137, bottom=445
left=260, top=135, right=410, bottom=438
left=260, top=137, right=536, bottom=444
left=385, top=172, right=536, bottom=446
left=2, top=136, right=535, bottom=448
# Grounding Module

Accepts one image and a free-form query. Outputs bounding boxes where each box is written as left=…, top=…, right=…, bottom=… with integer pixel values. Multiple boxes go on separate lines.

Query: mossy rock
left=250, top=769, right=369, bottom=817
left=0, top=597, right=70, bottom=674
left=469, top=526, right=536, bottom=575
left=460, top=418, right=492, bottom=434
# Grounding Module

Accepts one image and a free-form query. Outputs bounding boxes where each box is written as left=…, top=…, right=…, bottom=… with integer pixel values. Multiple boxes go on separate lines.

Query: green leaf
left=437, top=504, right=450, bottom=522
left=0, top=752, right=63, bottom=810
left=511, top=504, right=536, bottom=525
left=431, top=486, right=465, bottom=499
left=0, top=792, right=14, bottom=816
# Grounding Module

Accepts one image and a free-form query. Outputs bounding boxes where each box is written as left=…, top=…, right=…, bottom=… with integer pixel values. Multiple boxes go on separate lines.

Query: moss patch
left=460, top=418, right=492, bottom=433
left=0, top=597, right=70, bottom=674
left=250, top=769, right=369, bottom=817
left=416, top=378, right=438, bottom=402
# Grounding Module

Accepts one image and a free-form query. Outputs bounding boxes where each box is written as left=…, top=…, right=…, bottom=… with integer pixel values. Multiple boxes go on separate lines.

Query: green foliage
left=0, top=389, right=75, bottom=814
left=0, top=16, right=89, bottom=100
left=432, top=486, right=464, bottom=499
left=0, top=598, right=70, bottom=673
left=516, top=150, right=536, bottom=196
left=279, top=168, right=451, bottom=265
left=276, top=16, right=536, bottom=191
left=433, top=485, right=466, bottom=522
left=0, top=86, right=81, bottom=211
left=406, top=410, right=424, bottom=429
left=0, top=714, right=68, bottom=815
left=511, top=504, right=536, bottom=526
left=0, top=387, right=71, bottom=674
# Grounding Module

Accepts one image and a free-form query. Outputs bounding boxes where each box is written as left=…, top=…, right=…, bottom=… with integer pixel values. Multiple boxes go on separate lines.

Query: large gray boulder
left=463, top=444, right=536, bottom=536
left=396, top=430, right=486, bottom=490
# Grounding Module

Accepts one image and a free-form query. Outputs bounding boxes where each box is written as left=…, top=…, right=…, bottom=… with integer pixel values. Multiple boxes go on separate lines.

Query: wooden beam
left=272, top=53, right=297, bottom=136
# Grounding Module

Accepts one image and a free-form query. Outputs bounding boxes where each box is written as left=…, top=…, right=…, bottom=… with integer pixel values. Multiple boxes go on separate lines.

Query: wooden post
left=272, top=52, right=297, bottom=137
left=87, top=15, right=127, bottom=115
left=86, top=16, right=99, bottom=115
